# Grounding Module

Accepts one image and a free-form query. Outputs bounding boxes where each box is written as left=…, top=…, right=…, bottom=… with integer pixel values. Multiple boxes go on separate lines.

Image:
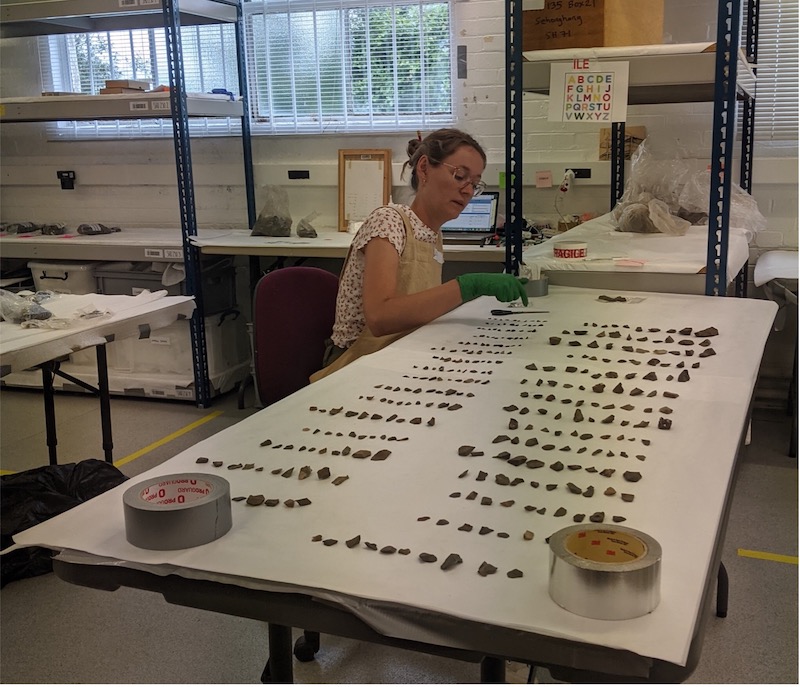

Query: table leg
left=40, top=362, right=58, bottom=465
left=95, top=344, right=114, bottom=463
left=262, top=624, right=293, bottom=684
left=480, top=656, right=505, bottom=683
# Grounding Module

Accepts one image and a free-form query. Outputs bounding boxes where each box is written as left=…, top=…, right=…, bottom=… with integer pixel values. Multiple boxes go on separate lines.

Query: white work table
left=1, top=292, right=195, bottom=464
left=13, top=286, right=777, bottom=681
left=190, top=228, right=506, bottom=263
left=0, top=227, right=506, bottom=264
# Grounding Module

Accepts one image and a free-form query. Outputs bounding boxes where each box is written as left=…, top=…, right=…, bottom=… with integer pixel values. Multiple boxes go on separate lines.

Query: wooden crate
left=523, top=0, right=664, bottom=52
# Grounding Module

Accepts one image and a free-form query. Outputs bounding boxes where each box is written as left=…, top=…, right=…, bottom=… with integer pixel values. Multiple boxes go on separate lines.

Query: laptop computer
left=441, top=191, right=500, bottom=244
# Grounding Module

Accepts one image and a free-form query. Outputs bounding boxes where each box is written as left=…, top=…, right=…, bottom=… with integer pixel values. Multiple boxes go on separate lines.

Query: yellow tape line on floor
left=113, top=410, right=225, bottom=469
left=738, top=549, right=798, bottom=565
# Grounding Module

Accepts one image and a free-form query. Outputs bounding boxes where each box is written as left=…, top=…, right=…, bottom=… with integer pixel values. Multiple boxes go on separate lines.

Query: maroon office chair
left=252, top=266, right=339, bottom=407
left=253, top=267, right=338, bottom=678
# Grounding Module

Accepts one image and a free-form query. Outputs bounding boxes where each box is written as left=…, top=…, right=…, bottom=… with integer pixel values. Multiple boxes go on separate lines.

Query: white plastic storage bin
left=108, top=311, right=249, bottom=378
left=28, top=260, right=99, bottom=294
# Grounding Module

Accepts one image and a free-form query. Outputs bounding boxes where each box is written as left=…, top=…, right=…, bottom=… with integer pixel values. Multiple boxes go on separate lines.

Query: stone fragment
left=589, top=512, right=605, bottom=523
left=658, top=417, right=673, bottom=430
left=346, top=535, right=361, bottom=548
left=554, top=507, right=567, bottom=517
left=678, top=370, right=690, bottom=382
left=371, top=449, right=391, bottom=461
left=419, top=553, right=438, bottom=563
left=523, top=530, right=535, bottom=541
left=507, top=569, right=524, bottom=578
left=440, top=553, right=463, bottom=571
left=478, top=562, right=498, bottom=577
left=694, top=326, right=719, bottom=337
left=331, top=475, right=349, bottom=486
left=296, top=498, right=312, bottom=506
left=323, top=539, right=338, bottom=546
left=623, top=471, right=642, bottom=482
left=351, top=450, right=371, bottom=460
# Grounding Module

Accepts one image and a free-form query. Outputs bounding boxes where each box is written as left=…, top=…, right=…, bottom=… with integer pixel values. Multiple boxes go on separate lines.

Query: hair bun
left=406, top=138, right=422, bottom=159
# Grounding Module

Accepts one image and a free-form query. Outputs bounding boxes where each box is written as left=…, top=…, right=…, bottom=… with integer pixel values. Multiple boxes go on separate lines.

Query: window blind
left=37, top=0, right=452, bottom=139
left=243, top=0, right=452, bottom=134
left=753, top=0, right=799, bottom=148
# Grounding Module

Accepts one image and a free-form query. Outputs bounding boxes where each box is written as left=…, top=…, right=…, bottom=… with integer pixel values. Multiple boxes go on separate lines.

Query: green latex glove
left=456, top=273, right=529, bottom=306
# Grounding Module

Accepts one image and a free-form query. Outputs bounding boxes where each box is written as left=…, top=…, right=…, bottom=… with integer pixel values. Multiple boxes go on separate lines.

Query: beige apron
left=311, top=208, right=443, bottom=382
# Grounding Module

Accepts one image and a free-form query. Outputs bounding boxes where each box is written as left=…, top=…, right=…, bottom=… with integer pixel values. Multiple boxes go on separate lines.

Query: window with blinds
left=753, top=0, right=799, bottom=150
left=38, top=0, right=453, bottom=139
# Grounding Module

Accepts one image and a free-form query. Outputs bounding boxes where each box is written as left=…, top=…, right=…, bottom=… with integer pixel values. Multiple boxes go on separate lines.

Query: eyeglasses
left=436, top=161, right=487, bottom=197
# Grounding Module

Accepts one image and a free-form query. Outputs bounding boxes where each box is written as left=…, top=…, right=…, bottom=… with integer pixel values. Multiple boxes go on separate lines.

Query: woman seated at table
left=312, top=128, right=527, bottom=382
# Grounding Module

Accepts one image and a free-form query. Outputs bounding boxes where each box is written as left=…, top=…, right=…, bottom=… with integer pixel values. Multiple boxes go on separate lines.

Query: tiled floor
left=0, top=385, right=797, bottom=683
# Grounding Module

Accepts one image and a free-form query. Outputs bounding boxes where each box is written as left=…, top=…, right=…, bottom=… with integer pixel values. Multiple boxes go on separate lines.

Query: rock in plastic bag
left=251, top=186, right=292, bottom=237
left=649, top=198, right=691, bottom=236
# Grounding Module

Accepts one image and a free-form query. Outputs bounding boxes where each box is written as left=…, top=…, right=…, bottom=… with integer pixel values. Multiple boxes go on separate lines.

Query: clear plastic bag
left=678, top=170, right=767, bottom=241
left=0, top=289, right=54, bottom=323
left=613, top=137, right=766, bottom=240
left=251, top=186, right=292, bottom=237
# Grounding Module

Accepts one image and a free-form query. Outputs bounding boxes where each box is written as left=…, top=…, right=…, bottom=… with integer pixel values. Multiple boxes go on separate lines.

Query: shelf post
left=706, top=0, right=743, bottom=297
left=610, top=122, right=626, bottom=210
left=234, top=0, right=256, bottom=230
left=163, top=0, right=212, bottom=406
left=505, top=0, right=524, bottom=276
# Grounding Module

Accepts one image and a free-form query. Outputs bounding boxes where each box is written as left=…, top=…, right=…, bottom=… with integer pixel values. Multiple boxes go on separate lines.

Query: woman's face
left=417, top=144, right=486, bottom=227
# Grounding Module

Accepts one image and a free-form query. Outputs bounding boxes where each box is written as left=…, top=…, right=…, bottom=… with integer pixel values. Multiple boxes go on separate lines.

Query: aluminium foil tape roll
left=548, top=525, right=662, bottom=620
left=123, top=473, right=232, bottom=550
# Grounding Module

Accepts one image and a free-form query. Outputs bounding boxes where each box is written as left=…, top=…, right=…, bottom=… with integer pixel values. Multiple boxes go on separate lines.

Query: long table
left=0, top=292, right=195, bottom=464
left=0, top=227, right=505, bottom=264
left=13, top=286, right=776, bottom=681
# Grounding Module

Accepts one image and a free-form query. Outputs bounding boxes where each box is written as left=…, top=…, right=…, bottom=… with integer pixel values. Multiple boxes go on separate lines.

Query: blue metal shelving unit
left=510, top=1, right=758, bottom=297
left=162, top=0, right=255, bottom=407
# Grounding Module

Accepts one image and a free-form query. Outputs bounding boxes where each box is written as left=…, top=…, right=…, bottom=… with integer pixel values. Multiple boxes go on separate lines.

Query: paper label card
left=548, top=60, right=629, bottom=123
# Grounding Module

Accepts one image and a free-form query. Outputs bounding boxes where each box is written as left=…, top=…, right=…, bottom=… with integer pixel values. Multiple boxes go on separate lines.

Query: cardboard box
left=523, top=0, right=664, bottom=51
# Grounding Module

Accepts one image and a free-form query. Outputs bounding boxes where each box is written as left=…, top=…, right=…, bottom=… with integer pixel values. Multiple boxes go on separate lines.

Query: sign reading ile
left=548, top=58, right=629, bottom=123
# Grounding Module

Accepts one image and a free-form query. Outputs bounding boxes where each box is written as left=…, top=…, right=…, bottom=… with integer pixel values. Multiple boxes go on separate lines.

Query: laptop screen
left=441, top=192, right=499, bottom=233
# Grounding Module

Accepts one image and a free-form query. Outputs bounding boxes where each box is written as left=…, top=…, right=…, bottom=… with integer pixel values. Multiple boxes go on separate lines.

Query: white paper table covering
left=13, top=287, right=777, bottom=667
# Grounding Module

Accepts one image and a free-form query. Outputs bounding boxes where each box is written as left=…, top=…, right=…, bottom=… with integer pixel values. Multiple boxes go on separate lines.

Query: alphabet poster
left=548, top=59, right=629, bottom=123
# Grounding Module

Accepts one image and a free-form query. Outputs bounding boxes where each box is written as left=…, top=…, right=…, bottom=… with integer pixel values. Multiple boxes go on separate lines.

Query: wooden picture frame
left=338, top=149, right=393, bottom=232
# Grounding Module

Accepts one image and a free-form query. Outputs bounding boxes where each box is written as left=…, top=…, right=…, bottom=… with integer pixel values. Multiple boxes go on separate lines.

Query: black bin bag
left=1, top=459, right=127, bottom=587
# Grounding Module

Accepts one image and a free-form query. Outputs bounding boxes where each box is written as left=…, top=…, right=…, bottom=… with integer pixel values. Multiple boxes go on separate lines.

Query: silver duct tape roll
left=123, top=473, right=232, bottom=550
left=548, top=525, right=662, bottom=620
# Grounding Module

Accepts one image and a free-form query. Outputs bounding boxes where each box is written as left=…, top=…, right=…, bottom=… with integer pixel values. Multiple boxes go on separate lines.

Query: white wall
left=1, top=0, right=797, bottom=257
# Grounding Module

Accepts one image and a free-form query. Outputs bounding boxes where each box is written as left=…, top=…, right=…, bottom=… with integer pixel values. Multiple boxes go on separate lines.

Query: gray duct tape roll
left=548, top=524, right=662, bottom=620
left=123, top=473, right=232, bottom=550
